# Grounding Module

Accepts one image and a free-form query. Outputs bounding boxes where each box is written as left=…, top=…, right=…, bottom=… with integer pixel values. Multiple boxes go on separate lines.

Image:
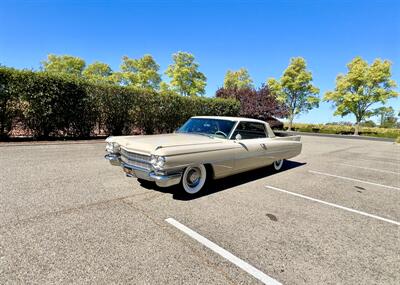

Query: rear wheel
left=181, top=164, right=207, bottom=194
left=273, top=159, right=284, bottom=171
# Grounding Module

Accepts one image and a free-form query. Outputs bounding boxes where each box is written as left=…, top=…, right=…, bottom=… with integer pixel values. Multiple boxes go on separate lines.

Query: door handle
left=260, top=143, right=267, bottom=150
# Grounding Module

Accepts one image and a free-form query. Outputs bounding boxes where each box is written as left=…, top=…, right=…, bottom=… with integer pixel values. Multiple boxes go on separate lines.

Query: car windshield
left=177, top=118, right=236, bottom=139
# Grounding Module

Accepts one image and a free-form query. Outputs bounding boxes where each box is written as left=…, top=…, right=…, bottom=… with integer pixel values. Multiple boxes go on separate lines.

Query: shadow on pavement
left=138, top=160, right=306, bottom=201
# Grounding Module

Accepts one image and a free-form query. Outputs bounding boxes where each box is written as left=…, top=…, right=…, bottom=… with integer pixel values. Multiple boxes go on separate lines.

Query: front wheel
left=273, top=159, right=284, bottom=171
left=181, top=164, right=207, bottom=194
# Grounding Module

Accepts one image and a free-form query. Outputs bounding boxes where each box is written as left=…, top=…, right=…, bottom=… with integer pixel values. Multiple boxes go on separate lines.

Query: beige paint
left=109, top=117, right=302, bottom=179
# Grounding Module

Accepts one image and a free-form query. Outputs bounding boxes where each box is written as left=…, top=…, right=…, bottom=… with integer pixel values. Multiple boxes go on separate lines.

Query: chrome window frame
left=228, top=121, right=268, bottom=140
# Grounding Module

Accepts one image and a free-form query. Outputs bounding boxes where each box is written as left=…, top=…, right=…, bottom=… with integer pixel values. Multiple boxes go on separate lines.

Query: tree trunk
left=354, top=122, right=360, bottom=135
left=287, top=115, right=294, bottom=131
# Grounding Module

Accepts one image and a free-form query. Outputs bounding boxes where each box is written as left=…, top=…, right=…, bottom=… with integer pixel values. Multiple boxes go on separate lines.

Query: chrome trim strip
left=167, top=146, right=239, bottom=157
left=228, top=120, right=269, bottom=139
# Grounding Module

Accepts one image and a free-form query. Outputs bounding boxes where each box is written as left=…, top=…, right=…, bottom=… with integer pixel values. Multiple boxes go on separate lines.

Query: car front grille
left=120, top=148, right=151, bottom=171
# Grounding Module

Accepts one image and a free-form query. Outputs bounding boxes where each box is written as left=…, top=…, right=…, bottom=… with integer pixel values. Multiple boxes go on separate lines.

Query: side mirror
left=235, top=133, right=242, bottom=140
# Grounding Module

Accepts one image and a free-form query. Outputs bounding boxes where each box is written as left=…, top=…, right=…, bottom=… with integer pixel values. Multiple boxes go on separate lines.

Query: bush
left=0, top=67, right=240, bottom=139
left=0, top=67, right=24, bottom=138
left=14, top=70, right=98, bottom=137
left=130, top=89, right=240, bottom=134
left=285, top=122, right=400, bottom=139
left=93, top=84, right=135, bottom=135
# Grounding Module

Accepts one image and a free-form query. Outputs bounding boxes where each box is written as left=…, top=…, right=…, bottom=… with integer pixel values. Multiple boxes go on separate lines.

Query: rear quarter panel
left=266, top=138, right=302, bottom=162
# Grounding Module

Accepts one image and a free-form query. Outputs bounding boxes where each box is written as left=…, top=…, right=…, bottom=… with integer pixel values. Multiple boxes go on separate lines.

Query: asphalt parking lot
left=1, top=135, right=399, bottom=284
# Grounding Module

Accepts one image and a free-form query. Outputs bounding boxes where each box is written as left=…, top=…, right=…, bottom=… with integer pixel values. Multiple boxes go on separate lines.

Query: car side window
left=231, top=121, right=267, bottom=139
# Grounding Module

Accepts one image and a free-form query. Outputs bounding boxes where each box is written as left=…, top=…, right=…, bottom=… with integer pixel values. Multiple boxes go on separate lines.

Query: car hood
left=110, top=133, right=223, bottom=155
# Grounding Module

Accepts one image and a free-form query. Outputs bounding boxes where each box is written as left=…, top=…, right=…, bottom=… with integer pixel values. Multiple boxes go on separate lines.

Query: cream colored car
left=105, top=116, right=302, bottom=194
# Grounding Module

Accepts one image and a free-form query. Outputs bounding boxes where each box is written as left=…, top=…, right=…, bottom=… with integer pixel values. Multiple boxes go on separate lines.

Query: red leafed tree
left=215, top=85, right=288, bottom=121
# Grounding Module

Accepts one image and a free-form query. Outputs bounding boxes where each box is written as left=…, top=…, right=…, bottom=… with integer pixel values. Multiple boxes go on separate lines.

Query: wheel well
left=204, top=163, right=215, bottom=180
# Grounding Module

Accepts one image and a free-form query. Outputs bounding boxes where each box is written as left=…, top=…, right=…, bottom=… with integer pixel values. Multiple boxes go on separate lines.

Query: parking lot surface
left=1, top=136, right=399, bottom=284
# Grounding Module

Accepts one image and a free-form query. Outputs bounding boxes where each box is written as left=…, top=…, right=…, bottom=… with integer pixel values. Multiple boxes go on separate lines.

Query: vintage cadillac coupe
left=105, top=116, right=302, bottom=194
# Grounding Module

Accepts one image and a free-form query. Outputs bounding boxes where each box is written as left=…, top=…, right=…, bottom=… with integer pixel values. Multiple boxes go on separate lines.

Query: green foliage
left=0, top=67, right=239, bottom=139
left=381, top=116, right=398, bottom=129
left=0, top=67, right=21, bottom=138
left=324, top=57, right=398, bottom=134
left=17, top=70, right=98, bottom=137
left=285, top=122, right=400, bottom=139
left=374, top=106, right=398, bottom=128
left=41, top=54, right=86, bottom=76
left=223, top=68, right=253, bottom=89
left=83, top=61, right=115, bottom=84
left=268, top=57, right=320, bottom=130
left=359, top=120, right=376, bottom=128
left=120, top=55, right=161, bottom=90
left=165, top=51, right=207, bottom=96
left=130, top=89, right=239, bottom=134
left=93, top=84, right=136, bottom=135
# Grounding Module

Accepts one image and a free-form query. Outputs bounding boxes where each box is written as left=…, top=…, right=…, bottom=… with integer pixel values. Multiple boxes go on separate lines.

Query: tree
left=267, top=57, right=319, bottom=131
left=374, top=106, right=398, bottom=128
left=324, top=57, right=398, bottom=135
left=120, top=54, right=161, bottom=89
left=381, top=116, right=398, bottom=128
left=41, top=54, right=85, bottom=76
left=224, top=68, right=253, bottom=89
left=374, top=106, right=395, bottom=127
left=83, top=61, right=114, bottom=84
left=215, top=85, right=288, bottom=121
left=165, top=51, right=206, bottom=96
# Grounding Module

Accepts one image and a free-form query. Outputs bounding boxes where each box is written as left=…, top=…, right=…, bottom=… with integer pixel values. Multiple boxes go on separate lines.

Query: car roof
left=192, top=116, right=268, bottom=125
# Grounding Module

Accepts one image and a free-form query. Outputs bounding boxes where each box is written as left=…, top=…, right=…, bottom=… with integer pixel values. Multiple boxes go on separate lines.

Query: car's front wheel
left=181, top=164, right=207, bottom=194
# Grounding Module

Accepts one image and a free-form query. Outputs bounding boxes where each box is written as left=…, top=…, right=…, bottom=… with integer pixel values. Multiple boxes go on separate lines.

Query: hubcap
left=182, top=164, right=207, bottom=194
left=186, top=167, right=201, bottom=187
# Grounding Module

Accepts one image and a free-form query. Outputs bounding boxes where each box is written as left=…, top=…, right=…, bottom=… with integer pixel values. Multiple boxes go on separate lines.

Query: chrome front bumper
left=105, top=154, right=182, bottom=187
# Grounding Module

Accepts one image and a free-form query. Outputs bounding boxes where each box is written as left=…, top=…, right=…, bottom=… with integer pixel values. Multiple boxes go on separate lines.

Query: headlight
left=156, top=156, right=165, bottom=167
left=150, top=155, right=166, bottom=169
left=106, top=142, right=120, bottom=154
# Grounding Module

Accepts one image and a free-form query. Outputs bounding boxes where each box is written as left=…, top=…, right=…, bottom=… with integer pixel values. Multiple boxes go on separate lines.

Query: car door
left=231, top=121, right=269, bottom=173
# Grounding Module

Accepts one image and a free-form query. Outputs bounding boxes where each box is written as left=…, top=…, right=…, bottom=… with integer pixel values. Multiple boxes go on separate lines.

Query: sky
left=1, top=0, right=399, bottom=124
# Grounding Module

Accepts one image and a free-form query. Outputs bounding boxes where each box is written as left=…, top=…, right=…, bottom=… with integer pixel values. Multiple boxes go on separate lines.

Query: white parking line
left=265, top=185, right=400, bottom=226
left=336, top=163, right=400, bottom=175
left=165, top=218, right=282, bottom=285
left=309, top=170, right=400, bottom=191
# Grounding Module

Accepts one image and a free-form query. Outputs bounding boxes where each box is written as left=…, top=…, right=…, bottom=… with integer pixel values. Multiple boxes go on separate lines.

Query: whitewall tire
left=273, top=159, right=284, bottom=171
left=181, top=164, right=207, bottom=194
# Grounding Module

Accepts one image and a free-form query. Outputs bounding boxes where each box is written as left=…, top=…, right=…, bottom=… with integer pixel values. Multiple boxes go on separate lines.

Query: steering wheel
left=214, top=130, right=228, bottom=138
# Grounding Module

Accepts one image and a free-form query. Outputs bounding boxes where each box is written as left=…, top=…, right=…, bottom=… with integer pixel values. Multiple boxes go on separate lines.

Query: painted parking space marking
left=309, top=170, right=400, bottom=191
left=265, top=185, right=400, bottom=226
left=165, top=218, right=282, bottom=285
left=336, top=163, right=400, bottom=175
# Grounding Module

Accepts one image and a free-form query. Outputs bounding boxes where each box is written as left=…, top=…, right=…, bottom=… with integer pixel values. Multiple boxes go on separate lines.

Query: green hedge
left=285, top=123, right=400, bottom=139
left=0, top=67, right=240, bottom=139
